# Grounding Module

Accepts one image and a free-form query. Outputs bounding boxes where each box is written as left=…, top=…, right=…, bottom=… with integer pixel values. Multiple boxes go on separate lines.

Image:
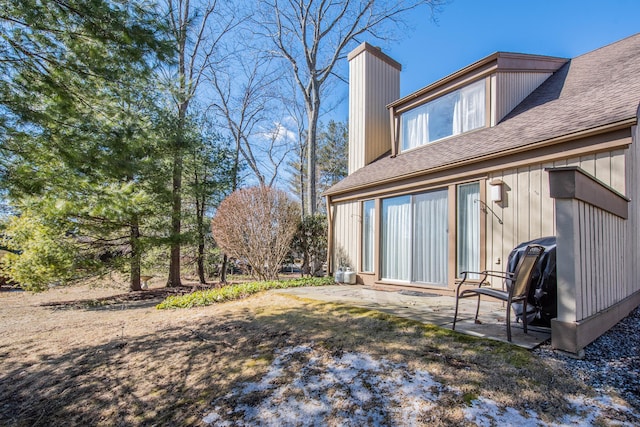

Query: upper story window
left=401, top=79, right=486, bottom=151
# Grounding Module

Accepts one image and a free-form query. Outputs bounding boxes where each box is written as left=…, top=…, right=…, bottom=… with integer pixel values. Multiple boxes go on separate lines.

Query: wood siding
left=628, top=123, right=640, bottom=301
left=485, top=150, right=626, bottom=283
left=492, top=72, right=553, bottom=125
left=332, top=200, right=360, bottom=271
left=549, top=152, right=637, bottom=355
left=348, top=45, right=400, bottom=175
left=572, top=201, right=628, bottom=321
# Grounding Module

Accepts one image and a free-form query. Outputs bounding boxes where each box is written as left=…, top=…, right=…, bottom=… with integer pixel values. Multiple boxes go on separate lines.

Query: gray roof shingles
left=326, top=33, right=640, bottom=196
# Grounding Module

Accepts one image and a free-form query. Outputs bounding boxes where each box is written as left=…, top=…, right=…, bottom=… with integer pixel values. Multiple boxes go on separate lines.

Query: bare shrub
left=212, top=186, right=300, bottom=280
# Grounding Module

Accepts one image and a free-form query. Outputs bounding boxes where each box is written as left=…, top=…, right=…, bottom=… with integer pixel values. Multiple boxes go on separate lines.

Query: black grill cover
left=506, top=236, right=557, bottom=327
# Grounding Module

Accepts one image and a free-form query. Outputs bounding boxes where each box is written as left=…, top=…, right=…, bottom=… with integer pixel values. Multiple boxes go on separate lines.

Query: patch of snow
left=464, top=394, right=639, bottom=427
left=464, top=397, right=543, bottom=427
left=203, top=345, right=640, bottom=426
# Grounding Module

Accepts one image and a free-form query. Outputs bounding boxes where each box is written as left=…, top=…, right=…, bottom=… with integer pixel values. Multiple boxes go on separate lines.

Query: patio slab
left=273, top=284, right=550, bottom=349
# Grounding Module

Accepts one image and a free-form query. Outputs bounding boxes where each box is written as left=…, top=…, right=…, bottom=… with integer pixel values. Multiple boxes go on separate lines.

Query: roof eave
left=387, top=52, right=568, bottom=110
left=325, top=117, right=637, bottom=199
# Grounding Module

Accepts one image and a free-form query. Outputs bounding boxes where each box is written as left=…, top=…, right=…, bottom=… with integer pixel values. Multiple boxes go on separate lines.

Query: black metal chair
left=452, top=245, right=545, bottom=342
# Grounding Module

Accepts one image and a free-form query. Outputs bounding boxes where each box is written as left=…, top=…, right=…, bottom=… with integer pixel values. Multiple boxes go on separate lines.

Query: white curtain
left=401, top=104, right=429, bottom=151
left=381, top=196, right=410, bottom=281
left=362, top=200, right=375, bottom=272
left=452, top=80, right=485, bottom=135
left=412, top=190, right=449, bottom=285
left=457, top=183, right=480, bottom=279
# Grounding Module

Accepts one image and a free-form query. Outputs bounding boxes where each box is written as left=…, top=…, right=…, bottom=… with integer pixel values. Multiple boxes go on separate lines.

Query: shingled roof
left=326, top=33, right=640, bottom=196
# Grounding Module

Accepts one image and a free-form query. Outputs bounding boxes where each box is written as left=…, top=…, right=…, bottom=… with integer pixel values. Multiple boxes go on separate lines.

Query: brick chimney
left=347, top=43, right=401, bottom=175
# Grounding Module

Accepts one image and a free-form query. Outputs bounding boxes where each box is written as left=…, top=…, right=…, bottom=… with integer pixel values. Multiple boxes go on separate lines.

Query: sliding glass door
left=413, top=190, right=449, bottom=284
left=381, top=195, right=411, bottom=281
left=381, top=189, right=448, bottom=286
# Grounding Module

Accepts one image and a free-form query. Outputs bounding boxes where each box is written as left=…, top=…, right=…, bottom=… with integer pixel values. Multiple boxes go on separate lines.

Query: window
left=401, top=79, right=486, bottom=151
left=381, top=189, right=448, bottom=285
left=362, top=200, right=375, bottom=273
left=457, top=182, right=480, bottom=279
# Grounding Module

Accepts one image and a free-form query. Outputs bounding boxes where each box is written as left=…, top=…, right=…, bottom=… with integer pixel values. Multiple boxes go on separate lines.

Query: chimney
left=347, top=43, right=401, bottom=175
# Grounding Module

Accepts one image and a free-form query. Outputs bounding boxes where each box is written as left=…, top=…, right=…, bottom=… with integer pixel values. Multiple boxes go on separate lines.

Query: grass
left=156, top=276, right=334, bottom=309
left=1, top=282, right=635, bottom=426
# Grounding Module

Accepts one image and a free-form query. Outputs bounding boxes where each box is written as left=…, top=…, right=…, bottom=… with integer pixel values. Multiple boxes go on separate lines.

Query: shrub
left=211, top=185, right=300, bottom=281
left=291, top=214, right=327, bottom=276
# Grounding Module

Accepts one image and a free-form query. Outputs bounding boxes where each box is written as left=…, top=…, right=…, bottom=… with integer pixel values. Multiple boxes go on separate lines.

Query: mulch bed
left=39, top=284, right=221, bottom=309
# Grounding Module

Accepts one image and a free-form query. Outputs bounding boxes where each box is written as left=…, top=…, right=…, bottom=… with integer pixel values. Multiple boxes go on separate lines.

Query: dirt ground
left=0, top=281, right=638, bottom=426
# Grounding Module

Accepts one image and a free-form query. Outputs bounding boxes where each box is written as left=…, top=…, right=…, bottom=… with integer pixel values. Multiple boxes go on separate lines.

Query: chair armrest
left=481, top=270, right=514, bottom=278
left=456, top=271, right=490, bottom=295
left=478, top=270, right=514, bottom=291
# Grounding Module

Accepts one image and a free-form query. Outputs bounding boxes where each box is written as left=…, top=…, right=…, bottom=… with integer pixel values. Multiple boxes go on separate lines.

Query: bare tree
left=281, top=75, right=308, bottom=215
left=211, top=186, right=300, bottom=281
left=161, top=0, right=240, bottom=286
left=253, top=0, right=443, bottom=214
left=208, top=51, right=291, bottom=187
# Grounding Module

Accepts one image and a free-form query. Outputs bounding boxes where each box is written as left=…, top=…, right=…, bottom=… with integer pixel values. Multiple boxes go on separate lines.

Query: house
left=324, top=33, right=640, bottom=355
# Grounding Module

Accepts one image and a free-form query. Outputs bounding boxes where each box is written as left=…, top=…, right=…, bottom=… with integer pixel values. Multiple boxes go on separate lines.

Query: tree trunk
left=130, top=220, right=142, bottom=291
left=220, top=253, right=228, bottom=283
left=305, top=88, right=321, bottom=215
left=299, top=146, right=305, bottom=216
left=305, top=113, right=317, bottom=215
left=196, top=208, right=206, bottom=285
left=167, top=148, right=183, bottom=287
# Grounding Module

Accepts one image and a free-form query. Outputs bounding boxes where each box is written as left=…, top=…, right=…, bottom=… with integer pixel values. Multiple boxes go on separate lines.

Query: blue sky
left=332, top=0, right=640, bottom=120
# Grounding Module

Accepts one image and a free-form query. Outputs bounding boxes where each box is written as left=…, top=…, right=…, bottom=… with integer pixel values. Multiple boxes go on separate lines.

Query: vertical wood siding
left=625, top=123, right=640, bottom=309
left=364, top=53, right=399, bottom=166
left=486, top=150, right=626, bottom=282
left=332, top=201, right=360, bottom=270
left=573, top=201, right=627, bottom=321
left=348, top=50, right=399, bottom=174
left=348, top=54, right=365, bottom=175
left=494, top=72, right=552, bottom=124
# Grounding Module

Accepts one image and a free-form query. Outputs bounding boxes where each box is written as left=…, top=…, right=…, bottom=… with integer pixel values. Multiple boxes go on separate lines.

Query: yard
left=0, top=281, right=638, bottom=426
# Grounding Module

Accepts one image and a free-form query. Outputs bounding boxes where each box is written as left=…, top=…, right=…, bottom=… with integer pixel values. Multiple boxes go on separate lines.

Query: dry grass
left=0, top=282, right=607, bottom=426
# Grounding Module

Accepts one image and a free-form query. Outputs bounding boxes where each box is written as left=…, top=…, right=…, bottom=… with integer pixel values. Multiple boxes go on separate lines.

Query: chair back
left=510, top=245, right=545, bottom=300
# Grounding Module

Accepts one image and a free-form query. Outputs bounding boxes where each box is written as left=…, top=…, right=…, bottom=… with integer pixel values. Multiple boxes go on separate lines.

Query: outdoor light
left=490, top=179, right=503, bottom=203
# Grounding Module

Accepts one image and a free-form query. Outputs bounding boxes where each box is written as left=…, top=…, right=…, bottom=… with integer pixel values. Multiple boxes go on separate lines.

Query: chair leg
left=474, top=295, right=481, bottom=324
left=452, top=294, right=460, bottom=330
left=506, top=300, right=512, bottom=342
left=522, top=300, right=528, bottom=335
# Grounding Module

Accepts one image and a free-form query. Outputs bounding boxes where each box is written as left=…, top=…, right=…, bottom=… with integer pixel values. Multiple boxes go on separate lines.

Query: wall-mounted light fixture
left=490, top=179, right=504, bottom=203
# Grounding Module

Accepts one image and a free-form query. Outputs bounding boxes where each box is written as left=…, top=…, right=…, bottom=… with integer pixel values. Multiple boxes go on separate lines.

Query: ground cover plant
left=0, top=283, right=637, bottom=426
left=156, top=277, right=333, bottom=309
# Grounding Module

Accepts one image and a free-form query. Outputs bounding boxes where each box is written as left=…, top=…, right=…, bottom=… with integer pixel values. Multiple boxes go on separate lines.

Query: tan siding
left=495, top=72, right=552, bottom=123
left=516, top=167, right=530, bottom=243
left=490, top=74, right=498, bottom=126
left=627, top=124, right=640, bottom=299
left=332, top=201, right=360, bottom=270
left=594, top=152, right=611, bottom=186
left=364, top=54, right=400, bottom=166
left=487, top=164, right=556, bottom=284
left=348, top=54, right=365, bottom=174
left=610, top=149, right=626, bottom=194
left=541, top=162, right=556, bottom=237
left=486, top=150, right=626, bottom=285
left=573, top=199, right=628, bottom=321
left=348, top=47, right=399, bottom=175
left=580, top=153, right=596, bottom=176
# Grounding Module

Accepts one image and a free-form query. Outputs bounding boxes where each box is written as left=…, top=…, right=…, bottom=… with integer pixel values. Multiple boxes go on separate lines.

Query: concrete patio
left=274, top=284, right=551, bottom=349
